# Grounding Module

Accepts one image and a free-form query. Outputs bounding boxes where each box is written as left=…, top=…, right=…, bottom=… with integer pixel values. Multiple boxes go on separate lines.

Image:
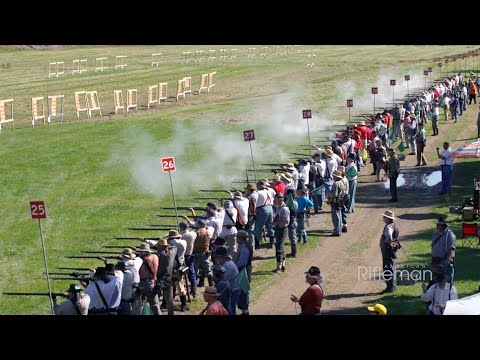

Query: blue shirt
left=296, top=196, right=314, bottom=213
left=223, top=259, right=240, bottom=291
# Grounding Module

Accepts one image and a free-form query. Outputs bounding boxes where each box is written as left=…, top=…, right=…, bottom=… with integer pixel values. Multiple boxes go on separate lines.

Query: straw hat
left=121, top=248, right=136, bottom=259
left=157, top=238, right=169, bottom=247
left=284, top=163, right=296, bottom=171
left=382, top=210, right=395, bottom=220
left=137, top=243, right=153, bottom=253
left=332, top=170, right=343, bottom=179
left=337, top=165, right=346, bottom=175
left=166, top=229, right=181, bottom=239
left=324, top=149, right=334, bottom=158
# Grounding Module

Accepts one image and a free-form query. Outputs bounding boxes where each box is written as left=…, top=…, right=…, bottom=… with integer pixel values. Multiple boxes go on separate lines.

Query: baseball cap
left=304, top=266, right=321, bottom=276
left=367, top=303, right=387, bottom=315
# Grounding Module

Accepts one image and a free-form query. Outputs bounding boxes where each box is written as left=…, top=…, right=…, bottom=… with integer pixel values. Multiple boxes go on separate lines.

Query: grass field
left=0, top=45, right=477, bottom=314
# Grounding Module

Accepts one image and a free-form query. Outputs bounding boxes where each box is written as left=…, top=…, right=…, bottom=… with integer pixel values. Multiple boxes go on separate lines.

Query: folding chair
left=461, top=223, right=479, bottom=248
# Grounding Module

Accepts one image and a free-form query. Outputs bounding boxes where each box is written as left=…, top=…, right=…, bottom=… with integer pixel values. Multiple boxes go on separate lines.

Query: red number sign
left=346, top=99, right=353, bottom=108
left=428, top=67, right=432, bottom=73
left=30, top=201, right=47, bottom=219
left=390, top=80, right=396, bottom=86
left=423, top=70, right=428, bottom=76
left=438, top=63, right=442, bottom=68
left=243, top=129, right=255, bottom=141
left=161, top=157, right=176, bottom=172
left=371, top=87, right=378, bottom=94
left=302, top=109, right=312, bottom=119
left=404, top=75, right=410, bottom=81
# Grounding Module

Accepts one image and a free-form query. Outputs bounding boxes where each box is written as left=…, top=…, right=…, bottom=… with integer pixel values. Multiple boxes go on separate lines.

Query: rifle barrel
left=114, top=237, right=161, bottom=240
left=160, top=207, right=205, bottom=211
left=144, top=224, right=178, bottom=228
left=198, top=190, right=229, bottom=193
left=102, top=245, right=137, bottom=249
left=57, top=267, right=92, bottom=271
left=48, top=272, right=91, bottom=276
left=3, top=292, right=67, bottom=297
left=65, top=256, right=120, bottom=260
left=50, top=277, right=90, bottom=281
left=128, top=228, right=171, bottom=231
left=82, top=251, right=121, bottom=255
left=155, top=215, right=180, bottom=218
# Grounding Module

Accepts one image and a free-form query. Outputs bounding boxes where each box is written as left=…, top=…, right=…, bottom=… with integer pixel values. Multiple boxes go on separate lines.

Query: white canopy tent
left=443, top=292, right=480, bottom=315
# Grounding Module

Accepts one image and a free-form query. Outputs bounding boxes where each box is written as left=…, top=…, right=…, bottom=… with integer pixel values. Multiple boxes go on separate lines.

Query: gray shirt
left=380, top=222, right=395, bottom=249
left=431, top=228, right=456, bottom=258
left=273, top=204, right=290, bottom=227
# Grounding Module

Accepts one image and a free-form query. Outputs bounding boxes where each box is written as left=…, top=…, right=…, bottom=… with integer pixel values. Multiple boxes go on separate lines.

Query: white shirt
left=256, top=188, right=275, bottom=208
left=206, top=216, right=222, bottom=240
left=440, top=147, right=454, bottom=166
left=421, top=283, right=458, bottom=315
left=170, top=238, right=187, bottom=265
left=221, top=207, right=238, bottom=236
left=299, top=162, right=310, bottom=185
left=313, top=160, right=325, bottom=178
left=181, top=229, right=197, bottom=256
left=233, top=197, right=249, bottom=225
left=85, top=279, right=116, bottom=310
left=123, top=257, right=143, bottom=284
left=325, top=158, right=338, bottom=179
left=54, top=293, right=90, bottom=315
left=291, top=170, right=299, bottom=190
left=109, top=273, right=123, bottom=308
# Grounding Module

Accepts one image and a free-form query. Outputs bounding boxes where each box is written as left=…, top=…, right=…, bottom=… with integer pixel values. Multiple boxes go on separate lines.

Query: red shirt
left=206, top=300, right=228, bottom=315
left=362, top=126, right=373, bottom=141
left=299, top=284, right=323, bottom=315
left=273, top=182, right=286, bottom=195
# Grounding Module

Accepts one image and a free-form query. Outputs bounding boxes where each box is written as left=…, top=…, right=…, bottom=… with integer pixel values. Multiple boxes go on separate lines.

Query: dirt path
left=250, top=102, right=479, bottom=315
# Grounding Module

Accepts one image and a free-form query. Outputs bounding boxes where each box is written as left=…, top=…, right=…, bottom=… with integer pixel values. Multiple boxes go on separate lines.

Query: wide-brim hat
left=436, top=216, right=448, bottom=225
left=382, top=210, right=395, bottom=220
left=214, top=246, right=232, bottom=259
left=337, top=166, right=346, bottom=174
left=332, top=170, right=343, bottom=179
left=66, top=284, right=83, bottom=293
left=244, top=184, right=255, bottom=191
left=137, top=243, right=154, bottom=253
left=233, top=191, right=243, bottom=198
left=360, top=121, right=366, bottom=126
left=305, top=266, right=321, bottom=277
left=324, top=149, right=334, bottom=158
left=122, top=248, right=136, bottom=259
left=272, top=175, right=281, bottom=182
left=166, top=229, right=181, bottom=239
left=284, top=163, right=296, bottom=171
left=281, top=172, right=292, bottom=181
left=157, top=238, right=169, bottom=247
left=203, top=286, right=220, bottom=297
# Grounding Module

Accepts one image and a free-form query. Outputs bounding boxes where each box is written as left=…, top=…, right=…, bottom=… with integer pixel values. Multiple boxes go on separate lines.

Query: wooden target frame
left=230, top=48, right=238, bottom=59
left=126, top=89, right=137, bottom=113
left=47, top=95, right=65, bottom=124
left=115, top=56, right=127, bottom=70
left=208, top=72, right=216, bottom=92
left=176, top=79, right=186, bottom=101
left=195, top=50, right=204, bottom=62
left=86, top=91, right=102, bottom=117
left=147, top=85, right=158, bottom=108
left=183, top=77, right=192, bottom=95
left=74, top=91, right=89, bottom=119
left=208, top=49, right=216, bottom=61
left=159, top=82, right=168, bottom=103
left=95, top=57, right=108, bottom=72
left=198, top=73, right=209, bottom=94
left=182, top=51, right=192, bottom=64
left=151, top=53, right=162, bottom=67
left=0, top=99, right=14, bottom=132
left=31, top=97, right=46, bottom=127
left=49, top=62, right=65, bottom=78
left=113, top=90, right=125, bottom=114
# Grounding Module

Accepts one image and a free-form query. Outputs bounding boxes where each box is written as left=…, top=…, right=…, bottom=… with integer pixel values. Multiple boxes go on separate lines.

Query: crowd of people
left=50, top=71, right=478, bottom=316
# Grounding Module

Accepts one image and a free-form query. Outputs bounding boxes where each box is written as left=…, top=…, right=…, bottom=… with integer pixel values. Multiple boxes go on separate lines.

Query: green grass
left=0, top=45, right=478, bottom=314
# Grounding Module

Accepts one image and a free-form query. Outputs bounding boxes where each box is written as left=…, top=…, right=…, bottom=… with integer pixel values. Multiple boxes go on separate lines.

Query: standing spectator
left=295, top=187, right=314, bottom=243
left=374, top=139, right=387, bottom=182
left=436, top=142, right=454, bottom=195
left=234, top=230, right=253, bottom=315
left=386, top=148, right=400, bottom=203
left=272, top=193, right=290, bottom=273
left=379, top=210, right=400, bottom=294
left=468, top=81, right=477, bottom=104
left=345, top=154, right=358, bottom=213
left=441, top=93, right=450, bottom=121
left=328, top=170, right=348, bottom=236
left=477, top=107, right=480, bottom=138
left=431, top=216, right=456, bottom=283
left=450, top=95, right=459, bottom=123
left=431, top=100, right=440, bottom=136
left=415, top=123, right=427, bottom=166
left=290, top=266, right=324, bottom=315
left=200, top=287, right=229, bottom=315
left=421, top=272, right=458, bottom=315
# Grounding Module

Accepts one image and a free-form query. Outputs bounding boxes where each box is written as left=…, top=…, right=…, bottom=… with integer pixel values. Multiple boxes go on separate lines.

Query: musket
left=246, top=169, right=279, bottom=173
left=47, top=272, right=91, bottom=276
left=83, top=251, right=121, bottom=255
left=290, top=153, right=311, bottom=157
left=160, top=207, right=205, bottom=211
left=128, top=227, right=172, bottom=231
left=198, top=190, right=230, bottom=193
left=114, top=237, right=161, bottom=240
left=57, top=267, right=92, bottom=271
left=155, top=215, right=181, bottom=218
left=144, top=224, right=178, bottom=228
left=50, top=277, right=90, bottom=281
left=3, top=292, right=68, bottom=298
left=260, top=163, right=289, bottom=167
left=102, top=245, right=137, bottom=250
left=65, top=255, right=121, bottom=260
left=192, top=197, right=230, bottom=202
left=232, top=180, right=250, bottom=184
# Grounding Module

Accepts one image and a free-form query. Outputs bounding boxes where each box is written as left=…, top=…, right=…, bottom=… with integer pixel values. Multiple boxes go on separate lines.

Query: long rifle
left=156, top=215, right=182, bottom=218
left=114, top=237, right=160, bottom=240
left=50, top=277, right=90, bottom=281
left=144, top=224, right=178, bottom=228
left=65, top=255, right=120, bottom=260
left=128, top=227, right=173, bottom=231
left=3, top=292, right=68, bottom=298
left=198, top=190, right=230, bottom=193
left=102, top=245, right=137, bottom=249
left=47, top=272, right=91, bottom=276
left=161, top=207, right=205, bottom=211
left=82, top=251, right=121, bottom=255
left=57, top=267, right=92, bottom=271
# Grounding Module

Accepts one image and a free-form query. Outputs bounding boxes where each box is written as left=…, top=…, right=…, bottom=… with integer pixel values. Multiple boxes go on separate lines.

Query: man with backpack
left=379, top=210, right=400, bottom=294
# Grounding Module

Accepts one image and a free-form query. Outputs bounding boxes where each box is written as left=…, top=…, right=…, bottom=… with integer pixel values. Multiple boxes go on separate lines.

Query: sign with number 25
left=30, top=201, right=47, bottom=219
